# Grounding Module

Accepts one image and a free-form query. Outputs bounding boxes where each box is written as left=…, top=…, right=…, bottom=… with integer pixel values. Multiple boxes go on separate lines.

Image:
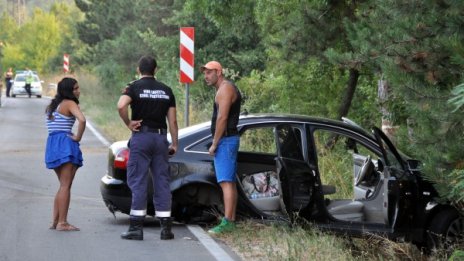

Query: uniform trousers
left=126, top=131, right=171, bottom=218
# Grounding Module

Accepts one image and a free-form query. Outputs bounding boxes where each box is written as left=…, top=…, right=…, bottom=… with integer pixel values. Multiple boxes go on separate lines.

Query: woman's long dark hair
left=46, top=77, right=79, bottom=120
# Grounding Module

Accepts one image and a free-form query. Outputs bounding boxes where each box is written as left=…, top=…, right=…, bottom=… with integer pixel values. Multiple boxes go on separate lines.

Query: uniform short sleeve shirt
left=122, top=77, right=176, bottom=129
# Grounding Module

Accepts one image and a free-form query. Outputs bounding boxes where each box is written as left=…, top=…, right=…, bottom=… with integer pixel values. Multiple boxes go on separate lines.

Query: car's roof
left=15, top=73, right=38, bottom=76
left=14, top=74, right=40, bottom=79
left=240, top=113, right=371, bottom=131
left=15, top=70, right=38, bottom=75
left=180, top=113, right=374, bottom=139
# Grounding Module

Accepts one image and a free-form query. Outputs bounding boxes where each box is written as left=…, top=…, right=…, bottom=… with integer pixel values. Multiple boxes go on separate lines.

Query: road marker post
left=63, top=54, right=70, bottom=74
left=180, top=27, right=194, bottom=127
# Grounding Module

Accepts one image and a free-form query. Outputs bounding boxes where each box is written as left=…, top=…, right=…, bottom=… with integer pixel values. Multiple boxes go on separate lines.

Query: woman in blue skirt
left=45, top=77, right=86, bottom=231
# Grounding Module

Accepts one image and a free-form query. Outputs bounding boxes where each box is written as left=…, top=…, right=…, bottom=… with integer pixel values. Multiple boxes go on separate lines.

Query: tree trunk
left=325, top=68, right=359, bottom=150
left=337, top=68, right=359, bottom=119
left=378, top=79, right=398, bottom=143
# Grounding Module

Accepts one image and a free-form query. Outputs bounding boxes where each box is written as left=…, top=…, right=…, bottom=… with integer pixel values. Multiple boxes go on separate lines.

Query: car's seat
left=322, top=185, right=336, bottom=195
left=326, top=200, right=365, bottom=222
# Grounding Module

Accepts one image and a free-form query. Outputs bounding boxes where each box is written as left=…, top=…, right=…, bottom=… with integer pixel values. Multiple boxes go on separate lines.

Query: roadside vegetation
left=217, top=220, right=439, bottom=261
left=1, top=0, right=463, bottom=259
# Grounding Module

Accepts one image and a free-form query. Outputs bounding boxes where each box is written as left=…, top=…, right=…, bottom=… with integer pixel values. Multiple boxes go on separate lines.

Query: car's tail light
left=114, top=148, right=130, bottom=169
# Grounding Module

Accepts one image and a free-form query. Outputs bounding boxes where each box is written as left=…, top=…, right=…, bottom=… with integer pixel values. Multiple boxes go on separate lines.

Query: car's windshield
left=15, top=75, right=39, bottom=82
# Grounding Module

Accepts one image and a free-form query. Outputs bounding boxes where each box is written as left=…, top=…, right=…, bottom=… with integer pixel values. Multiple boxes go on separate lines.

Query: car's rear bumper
left=100, top=175, right=132, bottom=215
left=12, top=87, right=42, bottom=96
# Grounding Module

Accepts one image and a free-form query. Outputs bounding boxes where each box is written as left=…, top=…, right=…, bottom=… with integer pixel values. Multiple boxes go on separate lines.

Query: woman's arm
left=68, top=101, right=86, bottom=142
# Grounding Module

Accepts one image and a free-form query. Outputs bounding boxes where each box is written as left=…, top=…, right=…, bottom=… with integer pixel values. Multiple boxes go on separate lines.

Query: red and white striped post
left=180, top=27, right=194, bottom=126
left=63, top=54, right=69, bottom=73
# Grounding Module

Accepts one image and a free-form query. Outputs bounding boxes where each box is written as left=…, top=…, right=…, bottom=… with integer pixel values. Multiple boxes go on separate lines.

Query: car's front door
left=275, top=124, right=315, bottom=219
left=372, top=127, right=406, bottom=228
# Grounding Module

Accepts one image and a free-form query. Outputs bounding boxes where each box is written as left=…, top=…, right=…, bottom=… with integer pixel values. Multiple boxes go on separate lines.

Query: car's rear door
left=275, top=124, right=315, bottom=218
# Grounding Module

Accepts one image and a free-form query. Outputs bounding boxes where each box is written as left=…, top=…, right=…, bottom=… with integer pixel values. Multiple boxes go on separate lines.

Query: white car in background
left=11, top=73, right=43, bottom=98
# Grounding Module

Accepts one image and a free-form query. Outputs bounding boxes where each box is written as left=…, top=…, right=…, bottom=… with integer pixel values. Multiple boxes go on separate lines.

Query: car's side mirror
left=406, top=159, right=421, bottom=171
left=40, top=80, right=44, bottom=83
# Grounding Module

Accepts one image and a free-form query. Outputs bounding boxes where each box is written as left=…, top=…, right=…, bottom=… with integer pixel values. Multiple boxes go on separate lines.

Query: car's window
left=15, top=75, right=39, bottom=82
left=276, top=124, right=304, bottom=161
left=312, top=129, right=380, bottom=199
left=239, top=126, right=276, bottom=154
left=186, top=125, right=278, bottom=155
left=375, top=133, right=403, bottom=170
left=186, top=136, right=212, bottom=153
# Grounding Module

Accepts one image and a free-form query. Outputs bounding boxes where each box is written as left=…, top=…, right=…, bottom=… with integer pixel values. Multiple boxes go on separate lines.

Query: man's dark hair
left=138, top=55, right=157, bottom=75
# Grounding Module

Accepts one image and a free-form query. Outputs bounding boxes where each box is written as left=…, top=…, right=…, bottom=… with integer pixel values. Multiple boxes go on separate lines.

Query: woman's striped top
left=46, top=110, right=75, bottom=134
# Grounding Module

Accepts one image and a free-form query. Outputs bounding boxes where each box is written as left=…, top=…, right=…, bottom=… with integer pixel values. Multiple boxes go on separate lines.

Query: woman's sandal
left=56, top=222, right=80, bottom=231
left=49, top=222, right=58, bottom=230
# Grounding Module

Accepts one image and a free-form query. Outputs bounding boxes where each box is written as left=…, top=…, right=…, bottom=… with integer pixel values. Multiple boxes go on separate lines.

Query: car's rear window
left=15, top=75, right=39, bottom=82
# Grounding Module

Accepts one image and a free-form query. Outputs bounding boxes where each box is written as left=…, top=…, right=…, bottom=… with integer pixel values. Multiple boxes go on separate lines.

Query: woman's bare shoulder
left=58, top=99, right=78, bottom=115
left=61, top=99, right=78, bottom=106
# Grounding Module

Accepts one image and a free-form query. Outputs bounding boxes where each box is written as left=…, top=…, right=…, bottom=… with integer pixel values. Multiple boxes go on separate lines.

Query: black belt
left=224, top=129, right=239, bottom=137
left=139, top=126, right=167, bottom=134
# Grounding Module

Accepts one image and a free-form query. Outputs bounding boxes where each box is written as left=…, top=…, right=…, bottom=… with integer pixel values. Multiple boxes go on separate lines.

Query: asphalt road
left=0, top=96, right=240, bottom=261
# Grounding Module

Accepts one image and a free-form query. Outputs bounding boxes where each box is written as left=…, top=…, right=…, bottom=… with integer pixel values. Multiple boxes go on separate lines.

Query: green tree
left=2, top=9, right=61, bottom=72
left=74, top=0, right=180, bottom=87
left=0, top=13, right=18, bottom=43
left=348, top=0, right=464, bottom=203
left=74, top=0, right=268, bottom=124
left=0, top=13, right=19, bottom=71
left=46, top=2, right=85, bottom=72
left=179, top=0, right=266, bottom=75
left=252, top=0, right=379, bottom=123
left=162, top=0, right=268, bottom=122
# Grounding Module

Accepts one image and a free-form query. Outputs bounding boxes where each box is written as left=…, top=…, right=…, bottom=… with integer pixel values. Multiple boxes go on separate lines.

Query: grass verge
left=211, top=219, right=443, bottom=261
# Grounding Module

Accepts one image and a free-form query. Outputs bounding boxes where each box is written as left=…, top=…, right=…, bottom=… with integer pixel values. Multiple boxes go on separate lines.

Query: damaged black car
left=100, top=113, right=463, bottom=250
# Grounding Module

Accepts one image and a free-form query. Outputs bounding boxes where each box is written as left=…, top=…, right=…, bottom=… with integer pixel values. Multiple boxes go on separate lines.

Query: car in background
left=100, top=113, right=463, bottom=251
left=11, top=72, right=43, bottom=98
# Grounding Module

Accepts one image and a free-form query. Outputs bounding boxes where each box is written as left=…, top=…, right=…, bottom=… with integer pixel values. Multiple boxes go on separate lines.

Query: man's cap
left=200, top=61, right=223, bottom=73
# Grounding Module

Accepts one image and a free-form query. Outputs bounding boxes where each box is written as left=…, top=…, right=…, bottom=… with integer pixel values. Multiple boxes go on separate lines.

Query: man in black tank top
left=200, top=61, right=241, bottom=234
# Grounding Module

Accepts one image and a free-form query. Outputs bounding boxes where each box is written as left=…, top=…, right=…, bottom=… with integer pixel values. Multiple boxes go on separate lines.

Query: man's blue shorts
left=214, top=135, right=240, bottom=183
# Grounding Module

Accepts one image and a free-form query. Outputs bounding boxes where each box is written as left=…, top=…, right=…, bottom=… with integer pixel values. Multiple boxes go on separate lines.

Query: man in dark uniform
left=117, top=55, right=178, bottom=241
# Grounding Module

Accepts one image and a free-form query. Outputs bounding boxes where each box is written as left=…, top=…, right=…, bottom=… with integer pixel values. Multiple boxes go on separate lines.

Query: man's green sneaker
left=208, top=218, right=236, bottom=234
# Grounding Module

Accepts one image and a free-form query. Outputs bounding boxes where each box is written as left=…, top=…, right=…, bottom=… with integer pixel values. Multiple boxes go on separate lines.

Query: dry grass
left=212, top=219, right=457, bottom=261
left=215, top=220, right=355, bottom=261
left=76, top=71, right=131, bottom=141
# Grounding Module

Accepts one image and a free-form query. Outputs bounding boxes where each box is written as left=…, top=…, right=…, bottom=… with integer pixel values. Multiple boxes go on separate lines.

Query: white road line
left=187, top=225, right=235, bottom=261
left=86, top=121, right=111, bottom=147
left=87, top=119, right=236, bottom=261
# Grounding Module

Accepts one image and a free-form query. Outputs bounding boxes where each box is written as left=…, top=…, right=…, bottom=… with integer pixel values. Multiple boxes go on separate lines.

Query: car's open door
left=372, top=127, right=405, bottom=229
left=275, top=124, right=315, bottom=219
